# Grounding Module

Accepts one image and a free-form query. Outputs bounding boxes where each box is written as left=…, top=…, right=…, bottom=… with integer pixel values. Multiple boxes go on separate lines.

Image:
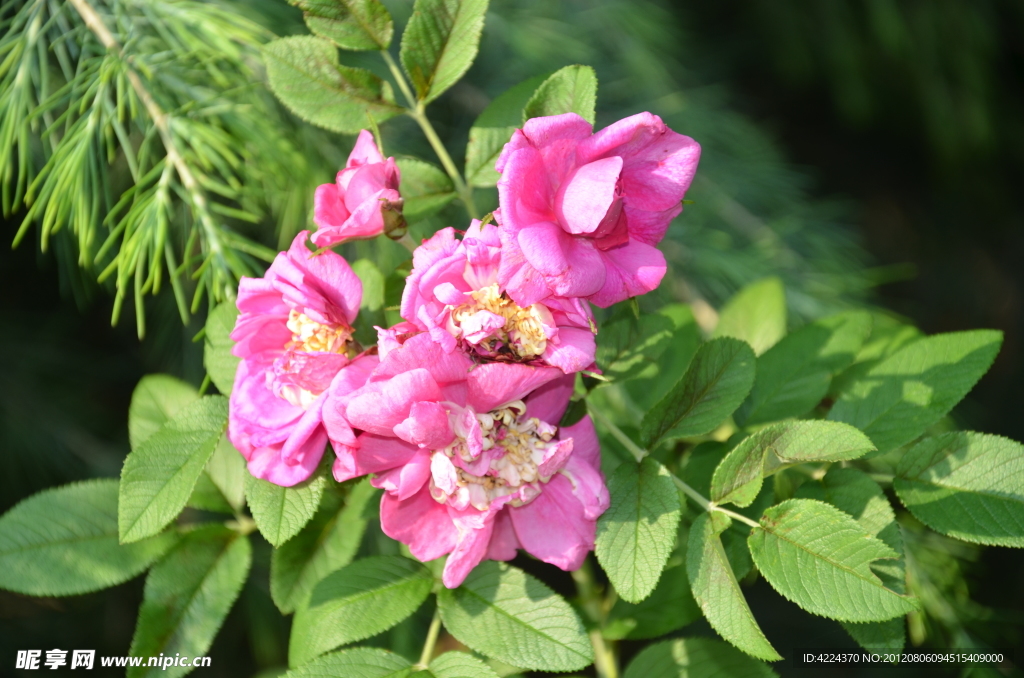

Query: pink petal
left=524, top=373, right=575, bottom=423
left=286, top=232, right=363, bottom=324
left=559, top=452, right=611, bottom=520
left=496, top=225, right=555, bottom=307
left=542, top=326, right=597, bottom=374
left=467, top=363, right=563, bottom=413
left=351, top=433, right=421, bottom=475
left=588, top=240, right=667, bottom=308
left=510, top=474, right=594, bottom=571
left=555, top=156, right=623, bottom=235
left=346, top=368, right=443, bottom=435
left=373, top=449, right=432, bottom=500
left=442, top=507, right=496, bottom=588
left=346, top=129, right=385, bottom=167
left=394, top=401, right=455, bottom=449
left=313, top=183, right=351, bottom=229
left=537, top=438, right=574, bottom=479
left=380, top=488, right=458, bottom=563
left=518, top=224, right=606, bottom=298
left=560, top=415, right=601, bottom=469
left=485, top=511, right=521, bottom=561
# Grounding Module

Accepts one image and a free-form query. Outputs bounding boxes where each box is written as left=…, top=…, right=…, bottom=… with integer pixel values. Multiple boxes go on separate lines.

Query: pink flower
left=229, top=231, right=377, bottom=486
left=323, top=333, right=609, bottom=588
left=496, top=112, right=701, bottom=307
left=312, top=130, right=404, bottom=247
left=401, top=220, right=597, bottom=374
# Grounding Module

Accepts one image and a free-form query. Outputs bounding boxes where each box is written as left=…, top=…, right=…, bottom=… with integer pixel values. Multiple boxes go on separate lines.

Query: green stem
left=587, top=404, right=647, bottom=463
left=379, top=50, right=478, bottom=219
left=396, top=232, right=418, bottom=253
left=670, top=474, right=712, bottom=512
left=571, top=563, right=618, bottom=678
left=869, top=472, right=895, bottom=486
left=415, top=608, right=442, bottom=669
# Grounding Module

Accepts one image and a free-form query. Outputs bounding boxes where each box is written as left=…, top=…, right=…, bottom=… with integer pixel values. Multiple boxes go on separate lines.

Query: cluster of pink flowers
left=228, top=113, right=700, bottom=587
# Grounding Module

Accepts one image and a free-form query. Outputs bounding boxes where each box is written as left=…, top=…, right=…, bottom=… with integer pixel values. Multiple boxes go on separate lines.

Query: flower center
left=447, top=284, right=553, bottom=361
left=430, top=401, right=567, bottom=511
left=286, top=309, right=353, bottom=354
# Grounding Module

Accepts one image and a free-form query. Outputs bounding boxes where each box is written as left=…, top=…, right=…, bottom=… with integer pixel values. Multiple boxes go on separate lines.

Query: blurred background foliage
left=2, top=0, right=1022, bottom=676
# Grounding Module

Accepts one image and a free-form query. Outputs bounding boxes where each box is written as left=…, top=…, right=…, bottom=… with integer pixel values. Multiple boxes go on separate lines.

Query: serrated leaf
left=711, top=421, right=875, bottom=508
left=687, top=512, right=780, bottom=661
left=712, top=278, right=786, bottom=356
left=437, top=561, right=592, bottom=672
left=828, top=330, right=1003, bottom=453
left=894, top=431, right=1024, bottom=547
left=264, top=36, right=400, bottom=133
left=464, top=74, right=547, bottom=187
left=596, top=457, right=682, bottom=603
left=187, top=470, right=235, bottom=514
left=204, top=303, right=240, bottom=396
left=748, top=499, right=917, bottom=622
left=830, top=315, right=922, bottom=399
left=604, top=563, right=700, bottom=641
left=245, top=472, right=327, bottom=547
left=289, top=555, right=433, bottom=666
left=795, top=467, right=907, bottom=653
left=129, top=374, right=199, bottom=450
left=396, top=158, right=455, bottom=220
left=522, top=65, right=597, bottom=124
left=0, top=480, right=176, bottom=596
left=736, top=311, right=872, bottom=425
left=285, top=647, right=413, bottom=678
left=291, top=0, right=393, bottom=50
left=128, top=526, right=251, bottom=678
left=429, top=652, right=500, bottom=678
left=400, top=0, right=489, bottom=104
left=271, top=479, right=377, bottom=613
left=119, top=396, right=230, bottom=543
left=641, top=337, right=756, bottom=447
left=206, top=435, right=246, bottom=511
left=623, top=637, right=778, bottom=678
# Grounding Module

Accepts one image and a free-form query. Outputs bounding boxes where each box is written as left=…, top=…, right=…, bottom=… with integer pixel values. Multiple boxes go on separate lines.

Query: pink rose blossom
left=323, top=332, right=609, bottom=588
left=228, top=231, right=377, bottom=486
left=496, top=112, right=701, bottom=307
left=401, top=220, right=597, bottom=374
left=312, top=130, right=403, bottom=247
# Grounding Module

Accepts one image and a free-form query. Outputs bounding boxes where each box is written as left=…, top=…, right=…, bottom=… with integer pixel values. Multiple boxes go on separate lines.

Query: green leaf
left=245, top=472, right=327, bottom=547
left=687, top=512, right=780, bottom=661
left=828, top=330, right=1003, bottom=453
left=748, top=499, right=917, bottom=622
left=119, top=396, right=230, bottom=543
left=187, top=471, right=235, bottom=514
left=204, top=303, right=240, bottom=396
left=271, top=480, right=377, bottom=613
left=400, top=0, right=489, bottom=104
left=128, top=375, right=199, bottom=450
left=290, top=0, right=394, bottom=50
left=396, top=158, right=456, bottom=220
left=711, top=421, right=875, bottom=508
left=128, top=526, right=252, bottom=678
left=623, top=637, right=778, bottom=678
left=595, top=457, right=682, bottom=603
left=264, top=36, right=401, bottom=134
left=351, top=258, right=387, bottom=346
left=0, top=480, right=176, bottom=596
left=206, top=435, right=246, bottom=511
left=284, top=647, right=412, bottom=678
left=464, top=75, right=547, bottom=186
left=830, top=315, right=922, bottom=399
left=522, top=65, right=597, bottom=125
left=437, top=561, right=592, bottom=672
left=894, top=431, right=1024, bottom=547
left=640, top=337, right=756, bottom=447
left=736, top=311, right=872, bottom=426
left=603, top=563, right=700, bottom=641
left=429, top=652, right=500, bottom=678
left=712, top=278, right=786, bottom=356
left=289, top=555, right=433, bottom=666
left=622, top=306, right=703, bottom=411
left=795, top=468, right=907, bottom=653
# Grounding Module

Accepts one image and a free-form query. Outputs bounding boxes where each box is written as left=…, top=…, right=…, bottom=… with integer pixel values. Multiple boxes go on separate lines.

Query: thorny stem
left=590, top=404, right=761, bottom=529
left=415, top=609, right=443, bottom=669
left=572, top=563, right=618, bottom=678
left=379, top=50, right=479, bottom=219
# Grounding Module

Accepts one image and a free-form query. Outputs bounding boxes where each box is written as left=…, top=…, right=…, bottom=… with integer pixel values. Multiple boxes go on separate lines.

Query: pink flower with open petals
left=312, top=130, right=403, bottom=247
left=496, top=112, right=700, bottom=307
left=228, top=231, right=377, bottom=486
left=323, top=332, right=608, bottom=588
left=401, top=220, right=597, bottom=374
